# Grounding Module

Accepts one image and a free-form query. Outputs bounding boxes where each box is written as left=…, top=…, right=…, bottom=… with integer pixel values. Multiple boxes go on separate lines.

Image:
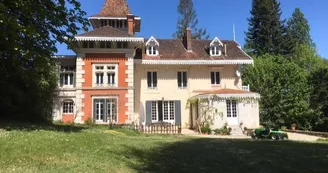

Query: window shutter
left=73, top=72, right=76, bottom=87
left=177, top=72, right=181, bottom=87
left=153, top=72, right=157, bottom=87
left=104, top=99, right=108, bottom=123
left=93, top=99, right=97, bottom=120
left=183, top=72, right=187, bottom=87
left=146, top=101, right=152, bottom=125
left=158, top=101, right=163, bottom=121
left=147, top=72, right=151, bottom=87
left=216, top=72, right=220, bottom=84
left=210, top=72, right=215, bottom=84
left=175, top=100, right=181, bottom=126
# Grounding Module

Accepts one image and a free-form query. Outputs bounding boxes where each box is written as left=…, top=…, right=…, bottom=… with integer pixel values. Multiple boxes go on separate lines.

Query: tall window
left=147, top=71, right=157, bottom=89
left=100, top=42, right=111, bottom=48
left=60, top=73, right=74, bottom=86
left=63, top=101, right=74, bottom=114
left=95, top=99, right=104, bottom=121
left=210, top=46, right=220, bottom=56
left=226, top=100, right=237, bottom=118
left=94, top=65, right=118, bottom=87
left=117, top=42, right=128, bottom=49
left=107, top=98, right=117, bottom=122
left=151, top=101, right=158, bottom=121
left=147, top=46, right=158, bottom=56
left=177, top=71, right=187, bottom=88
left=210, top=72, right=220, bottom=85
left=163, top=101, right=175, bottom=122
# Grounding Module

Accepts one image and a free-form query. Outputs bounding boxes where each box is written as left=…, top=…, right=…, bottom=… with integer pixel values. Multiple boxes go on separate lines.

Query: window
left=83, top=41, right=95, bottom=48
left=94, top=64, right=118, bottom=87
left=177, top=71, right=187, bottom=88
left=210, top=72, right=220, bottom=85
left=163, top=101, right=175, bottom=122
left=100, top=42, right=111, bottom=48
left=96, top=73, right=104, bottom=85
left=95, top=99, right=104, bottom=121
left=117, top=42, right=128, bottom=49
left=107, top=98, right=117, bottom=122
left=94, top=98, right=118, bottom=123
left=147, top=71, right=157, bottom=89
left=151, top=101, right=158, bottom=121
left=60, top=73, right=74, bottom=86
left=210, top=46, right=221, bottom=56
left=147, top=46, right=158, bottom=56
left=226, top=100, right=237, bottom=118
left=63, top=101, right=74, bottom=114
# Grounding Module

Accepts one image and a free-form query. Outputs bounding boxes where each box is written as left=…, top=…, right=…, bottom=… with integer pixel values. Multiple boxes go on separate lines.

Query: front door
left=226, top=100, right=238, bottom=125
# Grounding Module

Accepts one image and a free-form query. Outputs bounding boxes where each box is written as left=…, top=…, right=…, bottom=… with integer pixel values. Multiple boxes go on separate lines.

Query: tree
left=245, top=0, right=289, bottom=56
left=0, top=0, right=89, bottom=122
left=243, top=55, right=317, bottom=130
left=287, top=8, right=314, bottom=51
left=173, top=0, right=209, bottom=39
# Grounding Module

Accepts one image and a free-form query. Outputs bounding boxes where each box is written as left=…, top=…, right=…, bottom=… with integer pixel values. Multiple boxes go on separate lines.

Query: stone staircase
left=229, top=126, right=244, bottom=136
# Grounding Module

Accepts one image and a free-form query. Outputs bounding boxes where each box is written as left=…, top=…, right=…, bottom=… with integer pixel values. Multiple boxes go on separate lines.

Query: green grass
left=0, top=124, right=328, bottom=173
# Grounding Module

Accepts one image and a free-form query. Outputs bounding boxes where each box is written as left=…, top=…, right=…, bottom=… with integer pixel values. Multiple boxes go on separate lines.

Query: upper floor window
left=117, top=42, right=128, bottom=49
left=100, top=42, right=112, bottom=49
left=177, top=71, right=187, bottom=89
left=210, top=46, right=221, bottom=56
left=211, top=72, right=220, bottom=85
left=146, top=36, right=159, bottom=56
left=83, top=41, right=95, bottom=48
left=60, top=73, right=74, bottom=86
left=147, top=71, right=157, bottom=89
left=94, top=64, right=118, bottom=87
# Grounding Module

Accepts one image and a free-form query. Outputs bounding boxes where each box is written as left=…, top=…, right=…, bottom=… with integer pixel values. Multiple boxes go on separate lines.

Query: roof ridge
left=92, top=0, right=131, bottom=17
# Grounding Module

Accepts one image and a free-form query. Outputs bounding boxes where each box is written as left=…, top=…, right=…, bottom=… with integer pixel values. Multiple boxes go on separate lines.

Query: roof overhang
left=88, top=16, right=141, bottom=20
left=197, top=93, right=261, bottom=99
left=136, top=59, right=253, bottom=65
left=74, top=36, right=144, bottom=42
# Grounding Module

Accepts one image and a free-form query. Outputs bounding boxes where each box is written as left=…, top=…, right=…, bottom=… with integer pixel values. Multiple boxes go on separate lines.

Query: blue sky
left=56, top=0, right=328, bottom=58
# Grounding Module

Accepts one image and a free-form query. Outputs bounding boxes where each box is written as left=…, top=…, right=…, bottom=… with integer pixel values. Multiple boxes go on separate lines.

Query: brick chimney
left=183, top=28, right=192, bottom=52
left=127, top=14, right=135, bottom=35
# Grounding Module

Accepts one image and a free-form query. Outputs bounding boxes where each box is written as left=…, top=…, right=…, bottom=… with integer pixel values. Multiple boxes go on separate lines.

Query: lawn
left=0, top=124, right=328, bottom=173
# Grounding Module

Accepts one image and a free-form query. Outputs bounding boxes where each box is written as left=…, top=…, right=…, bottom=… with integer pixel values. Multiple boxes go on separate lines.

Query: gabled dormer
left=209, top=37, right=224, bottom=56
left=145, top=36, right=159, bottom=56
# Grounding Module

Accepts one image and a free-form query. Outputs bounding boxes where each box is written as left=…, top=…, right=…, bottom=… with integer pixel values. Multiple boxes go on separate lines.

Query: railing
left=242, top=84, right=250, bottom=92
left=135, top=124, right=182, bottom=134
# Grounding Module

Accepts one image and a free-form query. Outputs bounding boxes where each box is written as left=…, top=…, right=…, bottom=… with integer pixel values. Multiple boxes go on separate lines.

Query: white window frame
left=92, top=96, right=119, bottom=124
left=147, top=71, right=158, bottom=89
left=107, top=98, right=118, bottom=123
left=177, top=71, right=187, bottom=89
left=226, top=100, right=237, bottom=118
left=93, top=64, right=118, bottom=87
left=146, top=36, right=159, bottom=56
left=151, top=101, right=158, bottom=122
left=62, top=101, right=74, bottom=114
left=210, top=71, right=220, bottom=85
left=147, top=46, right=158, bottom=56
left=210, top=46, right=221, bottom=56
left=163, top=101, right=175, bottom=123
left=60, top=73, right=74, bottom=86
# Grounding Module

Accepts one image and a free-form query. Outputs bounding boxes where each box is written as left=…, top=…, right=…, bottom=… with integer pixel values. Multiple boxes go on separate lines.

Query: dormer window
left=209, top=37, right=223, bottom=56
left=146, top=36, right=159, bottom=56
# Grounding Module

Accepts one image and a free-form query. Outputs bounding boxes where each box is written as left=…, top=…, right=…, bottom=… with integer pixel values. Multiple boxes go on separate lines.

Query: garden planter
left=291, top=126, right=296, bottom=131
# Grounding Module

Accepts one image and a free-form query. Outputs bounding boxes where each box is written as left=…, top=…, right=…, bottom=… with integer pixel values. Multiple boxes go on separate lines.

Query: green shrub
left=281, top=126, right=287, bottom=131
left=53, top=120, right=63, bottom=125
left=200, top=124, right=211, bottom=134
left=84, top=118, right=94, bottom=126
left=313, top=118, right=328, bottom=132
left=214, top=124, right=231, bottom=135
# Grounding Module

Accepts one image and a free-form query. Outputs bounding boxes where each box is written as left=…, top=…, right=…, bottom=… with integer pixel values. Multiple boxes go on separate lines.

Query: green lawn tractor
left=251, top=127, right=288, bottom=140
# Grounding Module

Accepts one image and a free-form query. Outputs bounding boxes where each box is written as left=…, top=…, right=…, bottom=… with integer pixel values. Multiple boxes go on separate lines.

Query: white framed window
left=107, top=98, right=117, bottom=123
left=93, top=64, right=118, bottom=87
left=210, top=71, right=220, bottom=85
left=63, top=101, right=74, bottom=114
left=177, top=71, right=187, bottom=88
left=210, top=46, right=221, bottom=56
left=93, top=98, right=118, bottom=123
left=147, top=71, right=157, bottom=89
left=95, top=99, right=105, bottom=121
left=226, top=100, right=237, bottom=118
left=151, top=101, right=158, bottom=122
left=163, top=101, right=175, bottom=122
left=60, top=73, right=74, bottom=86
left=147, top=46, right=158, bottom=56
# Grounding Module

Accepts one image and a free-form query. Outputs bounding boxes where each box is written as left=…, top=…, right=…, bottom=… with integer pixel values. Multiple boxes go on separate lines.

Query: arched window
left=62, top=100, right=74, bottom=114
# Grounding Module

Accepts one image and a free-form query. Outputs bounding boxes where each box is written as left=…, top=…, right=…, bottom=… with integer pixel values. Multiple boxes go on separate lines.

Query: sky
left=56, top=0, right=328, bottom=58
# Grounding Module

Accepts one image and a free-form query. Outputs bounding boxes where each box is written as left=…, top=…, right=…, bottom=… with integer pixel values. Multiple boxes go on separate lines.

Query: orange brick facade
left=81, top=53, right=128, bottom=123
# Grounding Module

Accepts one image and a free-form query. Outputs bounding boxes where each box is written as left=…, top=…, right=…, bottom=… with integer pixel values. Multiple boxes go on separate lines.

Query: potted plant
left=291, top=123, right=297, bottom=131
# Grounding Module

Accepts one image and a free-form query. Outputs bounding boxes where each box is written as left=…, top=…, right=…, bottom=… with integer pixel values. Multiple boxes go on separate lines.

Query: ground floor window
left=150, top=100, right=175, bottom=123
left=93, top=98, right=118, bottom=123
left=226, top=100, right=237, bottom=117
left=63, top=101, right=74, bottom=114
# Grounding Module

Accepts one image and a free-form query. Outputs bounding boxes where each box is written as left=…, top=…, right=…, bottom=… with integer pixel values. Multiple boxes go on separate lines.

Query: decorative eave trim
left=136, top=59, right=253, bottom=65
left=74, top=36, right=144, bottom=42
left=88, top=16, right=141, bottom=20
left=52, top=55, right=77, bottom=59
left=210, top=37, right=224, bottom=46
left=197, top=93, right=261, bottom=99
left=146, top=36, right=159, bottom=46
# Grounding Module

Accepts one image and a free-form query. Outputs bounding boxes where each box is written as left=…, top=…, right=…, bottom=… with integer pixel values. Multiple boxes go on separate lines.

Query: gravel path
left=286, top=132, right=321, bottom=142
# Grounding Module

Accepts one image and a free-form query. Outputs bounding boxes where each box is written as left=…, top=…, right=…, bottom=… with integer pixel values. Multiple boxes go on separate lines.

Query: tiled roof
left=141, top=39, right=251, bottom=60
left=91, top=0, right=131, bottom=17
left=76, top=26, right=133, bottom=37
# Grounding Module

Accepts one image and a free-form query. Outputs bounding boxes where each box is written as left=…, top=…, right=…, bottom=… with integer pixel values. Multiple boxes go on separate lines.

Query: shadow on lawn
left=0, top=122, right=88, bottom=133
left=126, top=138, right=328, bottom=173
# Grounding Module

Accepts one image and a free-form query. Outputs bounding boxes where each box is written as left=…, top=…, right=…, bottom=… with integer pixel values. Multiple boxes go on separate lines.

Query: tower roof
left=91, top=0, right=131, bottom=17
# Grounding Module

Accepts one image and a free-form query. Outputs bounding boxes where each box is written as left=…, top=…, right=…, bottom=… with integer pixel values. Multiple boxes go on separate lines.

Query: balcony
left=242, top=85, right=250, bottom=92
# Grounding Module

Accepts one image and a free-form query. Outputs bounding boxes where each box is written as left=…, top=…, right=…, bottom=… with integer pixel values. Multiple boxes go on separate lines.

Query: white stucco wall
left=134, top=64, right=242, bottom=128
